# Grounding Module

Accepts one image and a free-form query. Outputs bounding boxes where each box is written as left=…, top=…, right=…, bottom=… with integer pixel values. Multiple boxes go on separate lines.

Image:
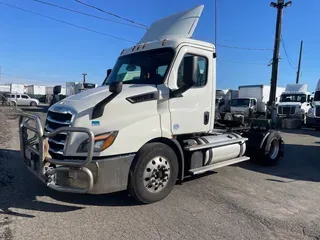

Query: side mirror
left=171, top=56, right=198, bottom=98
left=182, top=56, right=198, bottom=87
left=107, top=69, right=112, bottom=78
left=109, top=81, right=122, bottom=94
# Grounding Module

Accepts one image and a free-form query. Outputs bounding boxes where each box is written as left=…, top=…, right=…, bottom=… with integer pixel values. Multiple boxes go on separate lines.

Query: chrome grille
left=278, top=106, right=295, bottom=115
left=45, top=108, right=74, bottom=157
left=315, top=106, right=320, bottom=117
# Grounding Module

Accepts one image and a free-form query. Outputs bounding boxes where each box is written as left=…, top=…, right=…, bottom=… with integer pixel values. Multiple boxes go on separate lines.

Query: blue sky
left=0, top=0, right=319, bottom=92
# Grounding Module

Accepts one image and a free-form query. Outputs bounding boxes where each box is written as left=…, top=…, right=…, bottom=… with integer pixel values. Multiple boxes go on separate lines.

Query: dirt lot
left=1, top=106, right=320, bottom=240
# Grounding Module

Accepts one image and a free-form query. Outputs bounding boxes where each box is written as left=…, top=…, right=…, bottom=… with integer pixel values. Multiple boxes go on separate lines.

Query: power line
left=219, top=59, right=269, bottom=65
left=0, top=2, right=136, bottom=44
left=74, top=0, right=148, bottom=29
left=281, top=37, right=297, bottom=69
left=32, top=0, right=146, bottom=30
left=217, top=44, right=273, bottom=51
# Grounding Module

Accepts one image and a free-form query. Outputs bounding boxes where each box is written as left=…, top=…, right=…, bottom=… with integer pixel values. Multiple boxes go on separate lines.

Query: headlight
left=307, top=108, right=314, bottom=117
left=77, top=131, right=118, bottom=153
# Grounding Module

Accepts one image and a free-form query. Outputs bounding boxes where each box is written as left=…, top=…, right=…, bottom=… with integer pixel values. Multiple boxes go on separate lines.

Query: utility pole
left=268, top=0, right=292, bottom=122
left=296, top=40, right=303, bottom=84
left=214, top=0, right=217, bottom=48
left=82, top=73, right=87, bottom=83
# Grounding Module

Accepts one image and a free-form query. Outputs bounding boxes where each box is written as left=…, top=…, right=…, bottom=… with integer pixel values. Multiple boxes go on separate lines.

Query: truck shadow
left=0, top=149, right=138, bottom=219
left=238, top=143, right=320, bottom=183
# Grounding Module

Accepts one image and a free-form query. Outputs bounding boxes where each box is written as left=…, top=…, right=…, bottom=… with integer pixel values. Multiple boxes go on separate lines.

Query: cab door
left=167, top=45, right=214, bottom=135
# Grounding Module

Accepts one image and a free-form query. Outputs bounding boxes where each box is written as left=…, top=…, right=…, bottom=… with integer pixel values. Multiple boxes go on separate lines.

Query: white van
left=7, top=93, right=39, bottom=106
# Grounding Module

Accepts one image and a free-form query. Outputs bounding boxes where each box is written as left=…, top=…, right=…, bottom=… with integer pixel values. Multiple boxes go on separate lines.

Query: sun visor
left=138, top=5, right=204, bottom=44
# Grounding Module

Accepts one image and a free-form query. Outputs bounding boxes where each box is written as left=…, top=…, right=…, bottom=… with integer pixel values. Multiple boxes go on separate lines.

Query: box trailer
left=10, top=83, right=25, bottom=94
left=27, top=85, right=46, bottom=95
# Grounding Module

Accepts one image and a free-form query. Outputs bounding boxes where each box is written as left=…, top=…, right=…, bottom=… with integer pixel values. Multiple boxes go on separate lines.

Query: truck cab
left=230, top=97, right=257, bottom=118
left=18, top=5, right=284, bottom=204
left=306, top=80, right=320, bottom=129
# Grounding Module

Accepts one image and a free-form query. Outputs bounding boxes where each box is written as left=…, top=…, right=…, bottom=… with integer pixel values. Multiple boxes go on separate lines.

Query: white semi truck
left=18, top=5, right=284, bottom=204
left=229, top=85, right=284, bottom=120
left=306, top=79, right=320, bottom=129
left=277, top=83, right=312, bottom=123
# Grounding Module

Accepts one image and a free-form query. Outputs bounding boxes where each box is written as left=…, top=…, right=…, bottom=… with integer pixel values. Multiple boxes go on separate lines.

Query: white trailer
left=27, top=85, right=46, bottom=95
left=18, top=5, right=284, bottom=204
left=0, top=85, right=10, bottom=93
left=10, top=83, right=25, bottom=94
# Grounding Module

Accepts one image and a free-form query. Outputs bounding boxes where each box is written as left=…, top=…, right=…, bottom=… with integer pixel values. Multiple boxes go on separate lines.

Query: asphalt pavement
left=1, top=106, right=320, bottom=240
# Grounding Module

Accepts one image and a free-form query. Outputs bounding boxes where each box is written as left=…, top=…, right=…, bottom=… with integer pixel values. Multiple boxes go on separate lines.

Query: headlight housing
left=307, top=108, right=314, bottom=117
left=77, top=131, right=118, bottom=153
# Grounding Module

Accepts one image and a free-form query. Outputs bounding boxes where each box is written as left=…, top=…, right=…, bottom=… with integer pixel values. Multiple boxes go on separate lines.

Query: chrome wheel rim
left=143, top=156, right=170, bottom=193
left=269, top=138, right=279, bottom=160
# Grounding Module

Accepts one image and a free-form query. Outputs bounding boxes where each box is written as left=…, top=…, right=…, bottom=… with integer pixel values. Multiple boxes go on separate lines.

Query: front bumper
left=306, top=117, right=320, bottom=127
left=19, top=112, right=134, bottom=194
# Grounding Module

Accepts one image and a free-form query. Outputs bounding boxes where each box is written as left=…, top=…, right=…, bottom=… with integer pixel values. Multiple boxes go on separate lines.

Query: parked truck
left=26, top=85, right=46, bottom=95
left=277, top=83, right=312, bottom=123
left=306, top=80, right=320, bottom=129
left=229, top=85, right=284, bottom=121
left=66, top=82, right=97, bottom=97
left=215, top=89, right=238, bottom=120
left=18, top=5, right=284, bottom=204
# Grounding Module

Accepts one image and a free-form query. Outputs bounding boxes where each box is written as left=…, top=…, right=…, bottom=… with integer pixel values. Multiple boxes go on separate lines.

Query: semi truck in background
left=229, top=85, right=284, bottom=121
left=18, top=5, right=284, bottom=204
left=277, top=83, right=312, bottom=123
left=66, top=82, right=98, bottom=97
left=215, top=89, right=238, bottom=120
left=306, top=80, right=320, bottom=129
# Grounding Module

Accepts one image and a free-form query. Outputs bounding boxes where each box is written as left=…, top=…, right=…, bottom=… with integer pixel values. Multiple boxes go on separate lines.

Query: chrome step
left=184, top=137, right=248, bottom=151
left=188, top=156, right=250, bottom=175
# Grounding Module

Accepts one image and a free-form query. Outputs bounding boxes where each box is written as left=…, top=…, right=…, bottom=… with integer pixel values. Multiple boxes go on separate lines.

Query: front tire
left=128, top=142, right=179, bottom=204
left=30, top=101, right=37, bottom=106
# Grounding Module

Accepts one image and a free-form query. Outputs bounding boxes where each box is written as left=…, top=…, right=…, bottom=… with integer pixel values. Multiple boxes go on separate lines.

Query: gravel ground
left=1, top=106, right=320, bottom=240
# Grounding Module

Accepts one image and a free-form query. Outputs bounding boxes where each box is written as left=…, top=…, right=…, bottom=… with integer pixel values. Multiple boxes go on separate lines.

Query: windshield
left=104, top=48, right=174, bottom=85
left=314, top=91, right=320, bottom=101
left=280, top=94, right=306, bottom=103
left=231, top=98, right=250, bottom=107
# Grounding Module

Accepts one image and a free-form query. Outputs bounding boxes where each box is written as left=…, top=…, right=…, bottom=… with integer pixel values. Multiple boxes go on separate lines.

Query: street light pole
left=268, top=0, right=292, bottom=123
left=82, top=73, right=87, bottom=84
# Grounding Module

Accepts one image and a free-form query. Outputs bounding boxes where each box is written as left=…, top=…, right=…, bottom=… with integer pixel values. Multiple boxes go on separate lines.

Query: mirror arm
left=170, top=85, right=193, bottom=98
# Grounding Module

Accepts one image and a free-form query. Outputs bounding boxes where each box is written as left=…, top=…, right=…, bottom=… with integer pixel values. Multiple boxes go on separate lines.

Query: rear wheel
left=128, top=142, right=178, bottom=204
left=258, top=131, right=283, bottom=166
left=30, top=101, right=37, bottom=106
left=215, top=112, right=221, bottom=120
left=10, top=101, right=16, bottom=106
left=224, top=112, right=233, bottom=121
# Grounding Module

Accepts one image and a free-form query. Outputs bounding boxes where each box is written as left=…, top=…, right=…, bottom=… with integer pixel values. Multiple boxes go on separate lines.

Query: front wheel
left=128, top=142, right=179, bottom=204
left=30, top=101, right=37, bottom=106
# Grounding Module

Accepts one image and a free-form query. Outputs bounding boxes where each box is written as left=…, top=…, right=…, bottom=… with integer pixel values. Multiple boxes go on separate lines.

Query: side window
left=21, top=95, right=28, bottom=99
left=177, top=54, right=208, bottom=88
left=16, top=95, right=21, bottom=98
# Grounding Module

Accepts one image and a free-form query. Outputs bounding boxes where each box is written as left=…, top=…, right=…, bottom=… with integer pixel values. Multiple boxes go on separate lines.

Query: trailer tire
left=224, top=112, right=233, bottom=121
left=128, top=142, right=178, bottom=204
left=258, top=131, right=283, bottom=166
left=215, top=112, right=221, bottom=120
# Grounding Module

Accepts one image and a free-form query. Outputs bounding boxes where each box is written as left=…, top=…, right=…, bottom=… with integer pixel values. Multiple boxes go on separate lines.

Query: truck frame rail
left=19, top=111, right=95, bottom=194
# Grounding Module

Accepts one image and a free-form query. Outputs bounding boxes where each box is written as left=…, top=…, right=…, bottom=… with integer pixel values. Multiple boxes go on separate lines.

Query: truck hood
left=54, top=84, right=158, bottom=113
left=278, top=102, right=301, bottom=107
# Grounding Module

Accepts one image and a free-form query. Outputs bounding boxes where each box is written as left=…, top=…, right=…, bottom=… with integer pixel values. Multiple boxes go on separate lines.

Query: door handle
left=204, top=112, right=209, bottom=125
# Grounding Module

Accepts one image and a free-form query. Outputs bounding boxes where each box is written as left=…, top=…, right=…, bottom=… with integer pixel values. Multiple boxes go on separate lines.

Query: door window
left=177, top=54, right=208, bottom=88
left=21, top=95, right=28, bottom=99
left=16, top=95, right=21, bottom=98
